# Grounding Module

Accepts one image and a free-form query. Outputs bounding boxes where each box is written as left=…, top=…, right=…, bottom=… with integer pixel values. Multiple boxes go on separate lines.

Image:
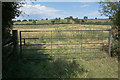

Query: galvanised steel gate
left=19, top=30, right=112, bottom=60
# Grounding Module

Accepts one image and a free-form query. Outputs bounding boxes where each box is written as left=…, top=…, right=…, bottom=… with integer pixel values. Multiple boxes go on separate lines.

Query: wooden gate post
left=20, top=31, right=22, bottom=58
left=12, top=30, right=18, bottom=54
left=108, top=29, right=112, bottom=57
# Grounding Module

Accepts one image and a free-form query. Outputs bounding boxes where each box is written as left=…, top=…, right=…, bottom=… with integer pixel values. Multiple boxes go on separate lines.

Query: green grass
left=4, top=24, right=118, bottom=78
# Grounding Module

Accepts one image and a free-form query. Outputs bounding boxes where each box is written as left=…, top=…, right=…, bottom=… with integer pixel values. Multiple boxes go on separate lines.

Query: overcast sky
left=15, top=2, right=110, bottom=20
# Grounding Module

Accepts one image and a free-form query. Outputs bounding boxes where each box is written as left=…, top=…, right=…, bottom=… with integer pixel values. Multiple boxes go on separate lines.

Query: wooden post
left=20, top=31, right=22, bottom=58
left=108, top=29, right=112, bottom=57
left=12, top=30, right=18, bottom=54
left=24, top=39, right=25, bottom=45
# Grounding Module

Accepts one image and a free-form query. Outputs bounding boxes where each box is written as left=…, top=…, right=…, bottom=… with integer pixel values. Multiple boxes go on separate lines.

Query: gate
left=19, top=29, right=112, bottom=60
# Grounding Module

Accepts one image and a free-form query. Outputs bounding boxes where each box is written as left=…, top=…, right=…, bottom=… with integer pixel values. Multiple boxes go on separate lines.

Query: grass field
left=5, top=24, right=118, bottom=78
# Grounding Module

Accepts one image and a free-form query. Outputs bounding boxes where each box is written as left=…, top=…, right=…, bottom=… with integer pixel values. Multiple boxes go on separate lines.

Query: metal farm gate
left=19, top=30, right=112, bottom=60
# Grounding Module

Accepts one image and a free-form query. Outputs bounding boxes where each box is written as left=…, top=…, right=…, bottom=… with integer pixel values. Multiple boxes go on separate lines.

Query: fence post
left=20, top=31, right=22, bottom=58
left=108, top=29, right=112, bottom=57
left=24, top=39, right=25, bottom=45
left=12, top=30, right=18, bottom=54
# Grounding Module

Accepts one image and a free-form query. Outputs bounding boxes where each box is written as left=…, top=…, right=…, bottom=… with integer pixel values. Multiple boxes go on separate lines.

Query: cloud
left=80, top=4, right=89, bottom=8
left=22, top=0, right=108, bottom=2
left=88, top=11, right=100, bottom=16
left=17, top=4, right=66, bottom=20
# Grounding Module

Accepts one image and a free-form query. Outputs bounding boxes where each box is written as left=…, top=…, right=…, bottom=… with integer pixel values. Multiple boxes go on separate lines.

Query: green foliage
left=17, top=20, right=21, bottom=22
left=109, top=16, right=112, bottom=19
left=55, top=18, right=60, bottom=23
left=81, top=19, right=85, bottom=23
left=58, top=17, right=61, bottom=20
left=2, top=2, right=22, bottom=39
left=99, top=1, right=119, bottom=17
left=99, top=1, right=120, bottom=56
left=73, top=18, right=80, bottom=24
left=111, top=40, right=120, bottom=56
left=23, top=19, right=27, bottom=22
left=46, top=18, right=48, bottom=20
left=33, top=20, right=36, bottom=24
left=29, top=19, right=33, bottom=21
left=83, top=16, right=88, bottom=20
left=51, top=20, right=55, bottom=25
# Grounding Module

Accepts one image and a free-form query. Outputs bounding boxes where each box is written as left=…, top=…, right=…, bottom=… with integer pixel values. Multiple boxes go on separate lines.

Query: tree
left=58, top=17, right=61, bottom=21
left=2, top=2, right=22, bottom=39
left=17, top=20, right=21, bottom=22
left=99, top=1, right=119, bottom=18
left=23, top=19, right=27, bottom=22
left=46, top=18, right=48, bottom=20
left=99, top=1, right=120, bottom=56
left=109, top=16, right=113, bottom=19
left=81, top=19, right=85, bottom=23
left=74, top=18, right=80, bottom=24
left=29, top=19, right=33, bottom=21
left=83, top=16, right=88, bottom=20
left=51, top=20, right=55, bottom=25
left=69, top=16, right=73, bottom=20
left=95, top=17, right=97, bottom=19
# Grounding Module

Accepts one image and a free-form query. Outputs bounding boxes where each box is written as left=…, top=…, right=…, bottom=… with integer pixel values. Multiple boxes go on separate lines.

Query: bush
left=111, top=40, right=120, bottom=56
left=23, top=19, right=27, bottom=22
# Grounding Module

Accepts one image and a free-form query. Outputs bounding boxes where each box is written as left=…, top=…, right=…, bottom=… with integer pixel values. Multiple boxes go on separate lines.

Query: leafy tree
left=95, top=17, right=97, bottom=19
left=64, top=17, right=70, bottom=23
left=74, top=18, right=80, bottom=24
left=109, top=16, right=113, bottom=19
left=81, top=19, right=85, bottom=23
left=58, top=17, right=61, bottom=21
left=29, top=19, right=33, bottom=21
left=69, top=16, right=73, bottom=20
left=2, top=2, right=22, bottom=79
left=99, top=1, right=120, bottom=56
left=99, top=1, right=119, bottom=18
left=2, top=2, right=22, bottom=39
left=46, top=18, right=48, bottom=20
left=51, top=20, right=55, bottom=25
left=83, top=16, right=88, bottom=20
left=17, top=20, right=21, bottom=22
left=23, top=19, right=27, bottom=22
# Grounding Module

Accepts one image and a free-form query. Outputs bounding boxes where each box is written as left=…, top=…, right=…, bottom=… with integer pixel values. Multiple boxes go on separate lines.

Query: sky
left=15, top=2, right=110, bottom=20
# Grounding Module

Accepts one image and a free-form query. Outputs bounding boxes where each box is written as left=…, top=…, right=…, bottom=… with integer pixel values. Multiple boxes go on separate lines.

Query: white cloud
left=80, top=4, right=89, bottom=8
left=22, top=0, right=112, bottom=2
left=17, top=4, right=66, bottom=20
left=88, top=11, right=100, bottom=16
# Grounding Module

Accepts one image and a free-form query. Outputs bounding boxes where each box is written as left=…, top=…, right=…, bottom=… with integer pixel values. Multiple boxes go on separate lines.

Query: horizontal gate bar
left=20, top=29, right=111, bottom=32
left=51, top=52, right=102, bottom=55
left=37, top=53, right=50, bottom=55
left=37, top=52, right=102, bottom=55
left=23, top=58, right=53, bottom=60
left=23, top=47, right=101, bottom=50
left=23, top=43, right=103, bottom=46
left=22, top=37, right=104, bottom=39
left=24, top=56, right=106, bottom=60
